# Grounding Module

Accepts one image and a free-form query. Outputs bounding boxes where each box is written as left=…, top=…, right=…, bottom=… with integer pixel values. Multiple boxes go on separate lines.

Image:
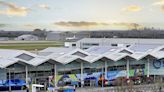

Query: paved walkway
left=1, top=84, right=164, bottom=92
left=76, top=84, right=164, bottom=92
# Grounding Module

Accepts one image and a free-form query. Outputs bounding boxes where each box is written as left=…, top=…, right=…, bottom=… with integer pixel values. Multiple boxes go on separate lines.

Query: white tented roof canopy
left=1, top=44, right=164, bottom=68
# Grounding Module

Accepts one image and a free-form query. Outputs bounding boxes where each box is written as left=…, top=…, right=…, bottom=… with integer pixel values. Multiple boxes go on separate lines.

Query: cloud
left=38, top=4, right=50, bottom=10
left=54, top=21, right=143, bottom=30
left=115, top=23, right=143, bottom=29
left=152, top=0, right=164, bottom=12
left=122, top=5, right=142, bottom=12
left=0, top=1, right=30, bottom=16
left=54, top=21, right=108, bottom=28
left=161, top=5, right=164, bottom=12
left=153, top=0, right=164, bottom=6
left=24, top=24, right=35, bottom=28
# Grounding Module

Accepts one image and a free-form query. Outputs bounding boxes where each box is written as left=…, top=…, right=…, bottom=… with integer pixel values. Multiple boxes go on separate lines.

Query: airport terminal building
left=1, top=39, right=164, bottom=88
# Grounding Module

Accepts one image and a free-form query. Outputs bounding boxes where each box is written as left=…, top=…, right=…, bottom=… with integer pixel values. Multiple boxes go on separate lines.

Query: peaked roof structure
left=1, top=44, right=164, bottom=68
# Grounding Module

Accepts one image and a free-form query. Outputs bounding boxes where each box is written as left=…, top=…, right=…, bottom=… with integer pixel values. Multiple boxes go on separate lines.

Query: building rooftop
left=1, top=44, right=164, bottom=68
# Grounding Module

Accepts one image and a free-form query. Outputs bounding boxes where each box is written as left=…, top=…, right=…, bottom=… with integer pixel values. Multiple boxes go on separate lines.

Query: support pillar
left=54, top=64, right=57, bottom=87
left=105, top=61, right=107, bottom=79
left=147, top=58, right=150, bottom=77
left=9, top=69, right=11, bottom=92
left=25, top=66, right=28, bottom=85
left=126, top=59, right=129, bottom=78
left=101, top=66, right=104, bottom=88
left=81, top=62, right=84, bottom=87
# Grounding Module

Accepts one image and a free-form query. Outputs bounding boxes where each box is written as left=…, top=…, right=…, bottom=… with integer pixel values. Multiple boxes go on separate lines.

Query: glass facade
left=1, top=58, right=164, bottom=88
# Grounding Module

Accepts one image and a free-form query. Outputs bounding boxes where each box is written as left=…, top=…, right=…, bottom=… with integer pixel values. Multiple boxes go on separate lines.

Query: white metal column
left=9, top=69, right=11, bottom=92
left=54, top=64, right=57, bottom=87
left=147, top=58, right=150, bottom=77
left=25, top=65, right=28, bottom=85
left=105, top=61, right=107, bottom=79
left=101, top=66, right=104, bottom=89
left=126, top=59, right=130, bottom=78
left=81, top=62, right=83, bottom=87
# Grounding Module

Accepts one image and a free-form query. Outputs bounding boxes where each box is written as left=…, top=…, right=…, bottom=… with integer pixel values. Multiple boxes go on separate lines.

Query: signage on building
left=48, top=69, right=146, bottom=87
left=149, top=59, right=164, bottom=75
left=153, top=60, right=164, bottom=69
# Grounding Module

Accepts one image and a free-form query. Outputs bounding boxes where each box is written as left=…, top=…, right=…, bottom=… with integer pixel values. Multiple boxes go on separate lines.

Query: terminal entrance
left=35, top=77, right=48, bottom=91
left=84, top=80, right=96, bottom=87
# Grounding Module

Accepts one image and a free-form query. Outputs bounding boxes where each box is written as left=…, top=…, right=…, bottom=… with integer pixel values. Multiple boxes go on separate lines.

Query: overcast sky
left=0, top=0, right=164, bottom=31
